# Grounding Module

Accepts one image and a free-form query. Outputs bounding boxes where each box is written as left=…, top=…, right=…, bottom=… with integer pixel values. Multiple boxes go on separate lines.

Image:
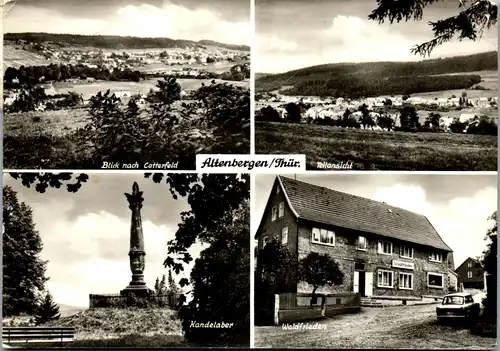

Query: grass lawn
left=255, top=122, right=497, bottom=171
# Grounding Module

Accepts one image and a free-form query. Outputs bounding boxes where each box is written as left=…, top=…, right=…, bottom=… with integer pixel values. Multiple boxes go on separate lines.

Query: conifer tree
left=34, top=291, right=60, bottom=325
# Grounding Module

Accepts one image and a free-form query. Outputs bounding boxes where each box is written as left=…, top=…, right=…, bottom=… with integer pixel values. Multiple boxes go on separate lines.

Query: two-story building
left=455, top=257, right=485, bottom=290
left=256, top=176, right=455, bottom=301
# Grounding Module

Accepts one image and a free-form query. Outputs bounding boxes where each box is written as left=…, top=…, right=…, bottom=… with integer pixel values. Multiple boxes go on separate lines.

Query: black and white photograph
left=2, top=172, right=250, bottom=347
left=254, top=0, right=498, bottom=170
left=254, top=174, right=497, bottom=348
left=3, top=0, right=250, bottom=170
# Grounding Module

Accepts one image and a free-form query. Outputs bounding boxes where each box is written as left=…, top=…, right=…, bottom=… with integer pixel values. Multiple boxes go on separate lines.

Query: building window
left=378, top=241, right=393, bottom=255
left=278, top=202, right=284, bottom=218
left=399, top=273, right=413, bottom=290
left=429, top=252, right=443, bottom=262
left=468, top=262, right=472, bottom=268
left=377, top=270, right=394, bottom=288
left=400, top=245, right=414, bottom=259
left=311, top=228, right=335, bottom=246
left=357, top=236, right=367, bottom=251
left=271, top=207, right=277, bottom=221
left=282, top=227, right=288, bottom=244
left=277, top=186, right=281, bottom=194
left=262, top=236, right=268, bottom=248
left=467, top=271, right=472, bottom=278
left=428, top=273, right=444, bottom=288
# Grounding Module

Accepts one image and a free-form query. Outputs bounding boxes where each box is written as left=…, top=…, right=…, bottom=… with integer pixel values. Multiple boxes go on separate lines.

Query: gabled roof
left=277, top=176, right=453, bottom=252
left=455, top=257, right=483, bottom=272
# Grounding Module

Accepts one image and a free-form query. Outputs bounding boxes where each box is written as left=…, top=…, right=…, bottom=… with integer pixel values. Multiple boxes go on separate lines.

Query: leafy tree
left=377, top=114, right=395, bottom=130
left=399, top=105, right=420, bottom=130
left=186, top=81, right=250, bottom=155
left=359, top=104, right=375, bottom=129
left=368, top=0, right=497, bottom=56
left=481, top=211, right=497, bottom=320
left=259, top=106, right=281, bottom=122
left=3, top=186, right=48, bottom=316
left=179, top=200, right=249, bottom=345
left=449, top=117, right=468, bottom=133
left=256, top=239, right=298, bottom=293
left=285, top=102, right=302, bottom=123
left=424, top=112, right=441, bottom=129
left=299, top=252, right=344, bottom=308
left=34, top=291, right=60, bottom=325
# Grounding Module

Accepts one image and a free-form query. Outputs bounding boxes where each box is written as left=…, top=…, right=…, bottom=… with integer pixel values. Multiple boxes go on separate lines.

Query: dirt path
left=255, top=304, right=497, bottom=349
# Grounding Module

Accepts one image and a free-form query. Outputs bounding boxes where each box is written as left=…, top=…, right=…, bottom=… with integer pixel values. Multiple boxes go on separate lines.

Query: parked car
left=436, top=293, right=480, bottom=321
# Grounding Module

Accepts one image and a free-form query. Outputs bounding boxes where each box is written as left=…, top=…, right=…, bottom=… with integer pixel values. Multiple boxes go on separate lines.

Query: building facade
left=256, top=176, right=455, bottom=299
left=455, top=257, right=485, bottom=290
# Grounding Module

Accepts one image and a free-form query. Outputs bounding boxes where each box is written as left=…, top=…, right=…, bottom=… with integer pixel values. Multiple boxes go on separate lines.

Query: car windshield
left=442, top=296, right=464, bottom=305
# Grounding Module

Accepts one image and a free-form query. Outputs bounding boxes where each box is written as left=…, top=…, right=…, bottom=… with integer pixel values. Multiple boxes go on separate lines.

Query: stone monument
left=120, top=182, right=150, bottom=297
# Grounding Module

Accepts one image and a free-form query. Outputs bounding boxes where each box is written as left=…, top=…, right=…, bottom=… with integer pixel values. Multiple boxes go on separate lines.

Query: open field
left=3, top=45, right=61, bottom=70
left=49, top=78, right=249, bottom=100
left=4, top=109, right=89, bottom=137
left=255, top=122, right=497, bottom=171
left=255, top=304, right=496, bottom=349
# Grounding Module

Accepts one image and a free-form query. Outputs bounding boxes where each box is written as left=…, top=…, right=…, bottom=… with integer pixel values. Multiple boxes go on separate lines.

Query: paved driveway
left=255, top=304, right=497, bottom=349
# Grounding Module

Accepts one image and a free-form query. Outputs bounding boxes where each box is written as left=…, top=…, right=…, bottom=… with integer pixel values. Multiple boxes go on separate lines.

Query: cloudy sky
left=3, top=0, right=250, bottom=45
left=256, top=0, right=498, bottom=73
left=4, top=173, right=208, bottom=307
left=253, top=174, right=497, bottom=269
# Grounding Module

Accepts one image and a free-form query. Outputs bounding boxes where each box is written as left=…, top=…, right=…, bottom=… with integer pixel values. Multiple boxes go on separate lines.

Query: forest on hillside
left=5, top=33, right=250, bottom=51
left=256, top=51, right=497, bottom=95
left=283, top=74, right=482, bottom=98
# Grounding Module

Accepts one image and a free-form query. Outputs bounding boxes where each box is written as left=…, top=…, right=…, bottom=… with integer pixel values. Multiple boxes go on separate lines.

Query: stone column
left=121, top=182, right=150, bottom=297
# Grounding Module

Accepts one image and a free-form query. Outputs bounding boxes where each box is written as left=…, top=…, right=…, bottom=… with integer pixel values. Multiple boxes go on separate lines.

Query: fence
left=89, top=293, right=178, bottom=309
left=273, top=292, right=361, bottom=325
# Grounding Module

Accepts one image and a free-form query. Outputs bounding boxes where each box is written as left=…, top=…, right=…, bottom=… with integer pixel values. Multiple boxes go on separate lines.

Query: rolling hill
left=4, top=33, right=250, bottom=52
left=256, top=51, right=497, bottom=97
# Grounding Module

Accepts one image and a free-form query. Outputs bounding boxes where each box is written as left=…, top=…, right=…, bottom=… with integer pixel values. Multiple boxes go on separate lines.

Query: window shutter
left=378, top=241, right=382, bottom=253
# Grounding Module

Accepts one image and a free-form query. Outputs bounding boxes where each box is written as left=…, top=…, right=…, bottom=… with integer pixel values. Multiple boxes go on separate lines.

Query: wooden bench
left=2, top=327, right=75, bottom=346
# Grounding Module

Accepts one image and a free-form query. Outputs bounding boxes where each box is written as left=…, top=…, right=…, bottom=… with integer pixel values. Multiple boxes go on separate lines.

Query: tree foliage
left=481, top=211, right=497, bottom=319
left=299, top=252, right=344, bottom=307
left=34, top=291, right=60, bottom=325
left=179, top=200, right=250, bottom=345
left=256, top=239, right=298, bottom=293
left=368, top=0, right=498, bottom=57
left=3, top=186, right=48, bottom=316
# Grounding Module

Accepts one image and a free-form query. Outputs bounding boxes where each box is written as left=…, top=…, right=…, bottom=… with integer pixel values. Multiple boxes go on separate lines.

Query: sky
left=253, top=173, right=498, bottom=269
left=3, top=0, right=250, bottom=45
left=3, top=173, right=208, bottom=307
left=256, top=0, right=498, bottom=73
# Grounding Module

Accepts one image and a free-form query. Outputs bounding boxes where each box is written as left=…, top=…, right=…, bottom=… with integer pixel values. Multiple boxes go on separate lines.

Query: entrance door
left=359, top=272, right=366, bottom=297
left=365, top=272, right=373, bottom=297
left=353, top=271, right=359, bottom=293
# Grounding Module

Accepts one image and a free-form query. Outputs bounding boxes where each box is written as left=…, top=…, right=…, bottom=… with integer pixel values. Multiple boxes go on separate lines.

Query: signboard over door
left=392, top=260, right=414, bottom=270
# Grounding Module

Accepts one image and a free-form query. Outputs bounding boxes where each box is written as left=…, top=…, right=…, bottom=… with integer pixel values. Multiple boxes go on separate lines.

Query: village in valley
left=256, top=84, right=498, bottom=132
left=2, top=0, right=251, bottom=170
left=254, top=0, right=498, bottom=171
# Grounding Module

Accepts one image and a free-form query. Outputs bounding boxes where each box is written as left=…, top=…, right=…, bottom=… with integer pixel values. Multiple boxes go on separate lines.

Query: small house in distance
left=455, top=257, right=485, bottom=290
left=255, top=176, right=455, bottom=305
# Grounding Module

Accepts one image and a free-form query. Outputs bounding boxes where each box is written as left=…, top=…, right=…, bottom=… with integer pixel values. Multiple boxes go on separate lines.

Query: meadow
left=255, top=122, right=497, bottom=171
left=3, top=45, right=61, bottom=70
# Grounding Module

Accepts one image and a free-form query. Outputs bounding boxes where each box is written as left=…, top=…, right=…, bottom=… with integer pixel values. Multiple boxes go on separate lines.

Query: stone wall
left=89, top=293, right=177, bottom=308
